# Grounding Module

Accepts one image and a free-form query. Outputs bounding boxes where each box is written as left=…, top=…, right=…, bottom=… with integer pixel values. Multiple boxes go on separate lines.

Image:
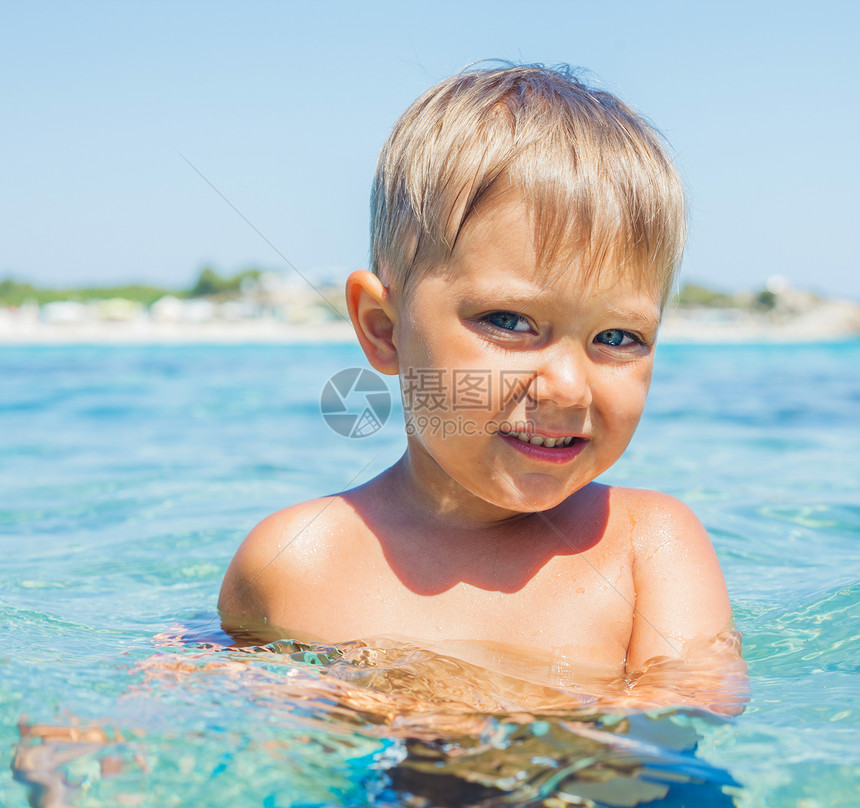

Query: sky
left=2, top=1, right=858, bottom=300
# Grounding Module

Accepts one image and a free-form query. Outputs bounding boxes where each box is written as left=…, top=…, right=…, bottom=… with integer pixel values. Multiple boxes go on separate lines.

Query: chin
left=479, top=481, right=574, bottom=516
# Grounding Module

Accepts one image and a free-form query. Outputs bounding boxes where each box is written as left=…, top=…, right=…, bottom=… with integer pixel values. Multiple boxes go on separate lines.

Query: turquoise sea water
left=1, top=340, right=858, bottom=807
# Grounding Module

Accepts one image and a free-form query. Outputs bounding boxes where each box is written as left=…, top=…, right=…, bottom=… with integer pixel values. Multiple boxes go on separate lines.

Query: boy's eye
left=485, top=311, right=531, bottom=332
left=595, top=329, right=637, bottom=347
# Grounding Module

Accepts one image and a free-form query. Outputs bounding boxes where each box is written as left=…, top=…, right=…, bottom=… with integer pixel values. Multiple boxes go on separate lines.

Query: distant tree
left=190, top=267, right=225, bottom=297
left=677, top=283, right=734, bottom=307
left=0, top=266, right=267, bottom=307
left=188, top=266, right=263, bottom=298
left=754, top=290, right=778, bottom=311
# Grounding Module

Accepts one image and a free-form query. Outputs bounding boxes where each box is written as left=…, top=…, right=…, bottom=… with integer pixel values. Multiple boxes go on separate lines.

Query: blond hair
left=370, top=63, right=686, bottom=307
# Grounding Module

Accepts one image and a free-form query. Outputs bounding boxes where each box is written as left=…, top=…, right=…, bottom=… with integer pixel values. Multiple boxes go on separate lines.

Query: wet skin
left=220, top=198, right=735, bottom=688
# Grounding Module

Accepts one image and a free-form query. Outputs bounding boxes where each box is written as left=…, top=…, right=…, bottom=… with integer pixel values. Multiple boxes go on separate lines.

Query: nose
left=528, top=344, right=593, bottom=410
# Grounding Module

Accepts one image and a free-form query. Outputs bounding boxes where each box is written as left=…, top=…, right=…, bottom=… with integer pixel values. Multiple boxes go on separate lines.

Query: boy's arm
left=218, top=512, right=286, bottom=640
left=627, top=491, right=732, bottom=670
left=218, top=502, right=330, bottom=643
left=622, top=492, right=747, bottom=714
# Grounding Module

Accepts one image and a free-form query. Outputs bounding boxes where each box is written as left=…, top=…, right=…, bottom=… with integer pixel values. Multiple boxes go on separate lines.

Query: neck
left=384, top=446, right=536, bottom=532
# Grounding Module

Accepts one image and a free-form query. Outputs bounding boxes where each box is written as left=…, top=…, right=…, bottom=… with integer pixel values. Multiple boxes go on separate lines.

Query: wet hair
left=370, top=63, right=686, bottom=307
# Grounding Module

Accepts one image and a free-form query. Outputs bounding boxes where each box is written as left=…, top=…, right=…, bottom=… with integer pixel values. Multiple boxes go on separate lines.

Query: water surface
left=1, top=341, right=858, bottom=806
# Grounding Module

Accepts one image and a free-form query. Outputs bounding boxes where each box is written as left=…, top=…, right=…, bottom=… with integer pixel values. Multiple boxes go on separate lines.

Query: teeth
left=502, top=429, right=578, bottom=447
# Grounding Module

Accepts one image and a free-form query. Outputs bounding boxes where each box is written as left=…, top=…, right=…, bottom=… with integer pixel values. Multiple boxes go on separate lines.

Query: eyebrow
left=457, top=285, right=662, bottom=329
left=604, top=306, right=661, bottom=330
left=458, top=289, right=543, bottom=309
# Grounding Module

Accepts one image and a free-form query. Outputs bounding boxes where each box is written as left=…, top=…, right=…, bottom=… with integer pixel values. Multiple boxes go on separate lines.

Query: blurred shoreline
left=3, top=308, right=859, bottom=345
left=1, top=272, right=858, bottom=346
left=0, top=315, right=360, bottom=345
left=659, top=297, right=860, bottom=344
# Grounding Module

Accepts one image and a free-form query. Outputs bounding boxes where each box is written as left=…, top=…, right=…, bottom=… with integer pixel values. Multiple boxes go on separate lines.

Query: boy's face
left=392, top=197, right=661, bottom=520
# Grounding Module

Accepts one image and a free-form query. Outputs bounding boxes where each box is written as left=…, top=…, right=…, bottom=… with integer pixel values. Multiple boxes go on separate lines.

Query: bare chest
left=281, top=530, right=635, bottom=671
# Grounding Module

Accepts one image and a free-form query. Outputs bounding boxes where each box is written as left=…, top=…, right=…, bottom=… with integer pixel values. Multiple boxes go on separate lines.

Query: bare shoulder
left=217, top=496, right=352, bottom=634
left=605, top=486, right=732, bottom=670
left=606, top=486, right=712, bottom=555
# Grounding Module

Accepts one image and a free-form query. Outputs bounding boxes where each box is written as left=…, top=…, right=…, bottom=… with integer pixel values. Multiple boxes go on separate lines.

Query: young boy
left=219, top=64, right=736, bottom=693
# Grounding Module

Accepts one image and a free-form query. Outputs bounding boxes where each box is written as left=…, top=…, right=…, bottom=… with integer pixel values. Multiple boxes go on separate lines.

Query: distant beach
left=3, top=307, right=859, bottom=345
left=0, top=311, right=359, bottom=345
left=1, top=271, right=858, bottom=345
left=660, top=296, right=860, bottom=343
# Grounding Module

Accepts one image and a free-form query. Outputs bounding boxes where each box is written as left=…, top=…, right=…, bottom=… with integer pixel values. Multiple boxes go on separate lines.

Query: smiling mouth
left=498, top=427, right=582, bottom=448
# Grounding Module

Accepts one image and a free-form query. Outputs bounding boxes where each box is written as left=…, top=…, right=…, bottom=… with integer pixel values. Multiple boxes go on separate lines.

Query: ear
left=345, top=270, right=399, bottom=375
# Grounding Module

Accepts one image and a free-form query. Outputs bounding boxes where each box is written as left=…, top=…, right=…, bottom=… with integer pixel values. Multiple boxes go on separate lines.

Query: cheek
left=601, top=368, right=652, bottom=427
left=396, top=313, right=469, bottom=370
left=399, top=335, right=508, bottom=413
left=394, top=324, right=432, bottom=369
